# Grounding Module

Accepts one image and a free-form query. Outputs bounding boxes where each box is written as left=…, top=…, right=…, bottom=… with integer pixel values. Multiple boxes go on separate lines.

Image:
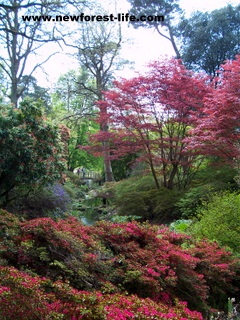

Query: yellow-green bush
left=189, top=191, right=240, bottom=255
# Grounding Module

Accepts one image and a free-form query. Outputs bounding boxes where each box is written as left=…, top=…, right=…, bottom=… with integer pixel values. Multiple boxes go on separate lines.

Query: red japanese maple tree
left=91, top=59, right=209, bottom=189
left=188, top=55, right=240, bottom=160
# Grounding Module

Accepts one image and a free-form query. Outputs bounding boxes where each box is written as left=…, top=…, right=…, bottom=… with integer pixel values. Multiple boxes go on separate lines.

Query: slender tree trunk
left=155, top=23, right=181, bottom=59
left=167, top=164, right=178, bottom=190
left=100, top=123, right=115, bottom=182
left=149, top=161, right=160, bottom=189
left=97, top=73, right=115, bottom=182
left=103, top=142, right=114, bottom=182
left=10, top=4, right=19, bottom=107
left=144, top=142, right=159, bottom=189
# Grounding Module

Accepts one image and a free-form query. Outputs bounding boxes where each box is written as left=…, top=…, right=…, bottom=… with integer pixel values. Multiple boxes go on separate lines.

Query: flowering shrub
left=0, top=99, right=66, bottom=206
left=93, top=222, right=239, bottom=314
left=0, top=210, right=239, bottom=317
left=47, top=183, right=72, bottom=215
left=0, top=266, right=203, bottom=319
left=19, top=217, right=114, bottom=290
left=8, top=183, right=72, bottom=219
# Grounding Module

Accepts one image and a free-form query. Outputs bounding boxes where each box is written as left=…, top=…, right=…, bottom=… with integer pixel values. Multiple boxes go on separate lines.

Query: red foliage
left=188, top=55, right=240, bottom=159
left=89, top=59, right=210, bottom=189
left=0, top=266, right=204, bottom=319
left=93, top=221, right=239, bottom=313
left=0, top=211, right=239, bottom=317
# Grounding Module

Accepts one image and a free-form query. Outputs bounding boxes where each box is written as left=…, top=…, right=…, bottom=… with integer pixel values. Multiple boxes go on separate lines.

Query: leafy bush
left=176, top=160, right=238, bottom=218
left=0, top=210, right=20, bottom=266
left=0, top=211, right=239, bottom=316
left=110, top=214, right=141, bottom=223
left=107, top=175, right=182, bottom=222
left=170, top=219, right=192, bottom=233
left=6, top=183, right=71, bottom=219
left=65, top=170, right=86, bottom=187
left=176, top=185, right=213, bottom=218
left=189, top=191, right=240, bottom=254
left=0, top=99, right=67, bottom=206
left=0, top=266, right=203, bottom=320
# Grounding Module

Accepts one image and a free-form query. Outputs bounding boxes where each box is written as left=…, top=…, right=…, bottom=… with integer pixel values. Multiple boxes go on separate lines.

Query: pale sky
left=30, top=0, right=240, bottom=87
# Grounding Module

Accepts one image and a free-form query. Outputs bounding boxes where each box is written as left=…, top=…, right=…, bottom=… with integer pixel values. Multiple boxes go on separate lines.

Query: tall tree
left=19, top=75, right=51, bottom=109
left=54, top=68, right=96, bottom=116
left=178, top=5, right=240, bottom=77
left=75, top=20, right=123, bottom=182
left=52, top=68, right=103, bottom=172
left=91, top=59, right=209, bottom=190
left=0, top=0, right=67, bottom=106
left=127, top=0, right=182, bottom=58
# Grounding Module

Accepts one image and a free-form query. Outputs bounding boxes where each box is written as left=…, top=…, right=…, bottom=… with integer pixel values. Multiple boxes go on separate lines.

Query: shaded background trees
left=178, top=4, right=240, bottom=77
left=52, top=68, right=102, bottom=172
left=127, top=0, right=182, bottom=58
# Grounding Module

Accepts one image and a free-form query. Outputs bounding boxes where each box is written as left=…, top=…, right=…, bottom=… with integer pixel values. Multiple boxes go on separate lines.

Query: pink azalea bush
left=0, top=209, right=239, bottom=318
left=0, top=266, right=203, bottom=319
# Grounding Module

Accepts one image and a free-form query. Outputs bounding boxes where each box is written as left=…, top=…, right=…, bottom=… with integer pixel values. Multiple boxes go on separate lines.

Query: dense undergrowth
left=0, top=209, right=239, bottom=319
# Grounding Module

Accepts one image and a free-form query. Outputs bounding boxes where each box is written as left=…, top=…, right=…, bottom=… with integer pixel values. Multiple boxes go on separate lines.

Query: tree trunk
left=97, top=73, right=115, bottom=182
left=10, top=4, right=19, bottom=107
left=167, top=164, right=178, bottom=190
left=101, top=125, right=115, bottom=182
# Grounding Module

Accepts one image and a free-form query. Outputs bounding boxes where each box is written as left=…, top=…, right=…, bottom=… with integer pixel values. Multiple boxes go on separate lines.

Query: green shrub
left=0, top=209, right=20, bottom=266
left=189, top=191, right=240, bottom=254
left=0, top=99, right=66, bottom=206
left=176, top=185, right=214, bottom=218
left=63, top=182, right=78, bottom=199
left=114, top=175, right=156, bottom=193
left=108, top=175, right=182, bottom=222
left=170, top=219, right=192, bottom=233
left=65, top=170, right=84, bottom=186
left=176, top=159, right=238, bottom=219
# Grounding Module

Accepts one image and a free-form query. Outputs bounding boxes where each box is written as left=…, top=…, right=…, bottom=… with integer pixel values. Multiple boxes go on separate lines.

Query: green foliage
left=192, top=159, right=237, bottom=188
left=111, top=153, right=138, bottom=181
left=19, top=75, right=51, bottom=113
left=67, top=120, right=103, bottom=172
left=110, top=215, right=141, bottom=223
left=177, top=160, right=238, bottom=218
left=64, top=171, right=84, bottom=187
left=0, top=98, right=66, bottom=205
left=189, top=191, right=240, bottom=254
left=51, top=68, right=104, bottom=173
left=178, top=4, right=240, bottom=76
left=176, top=185, right=213, bottom=218
left=108, top=175, right=182, bottom=222
left=0, top=209, right=20, bottom=266
left=170, top=219, right=192, bottom=233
